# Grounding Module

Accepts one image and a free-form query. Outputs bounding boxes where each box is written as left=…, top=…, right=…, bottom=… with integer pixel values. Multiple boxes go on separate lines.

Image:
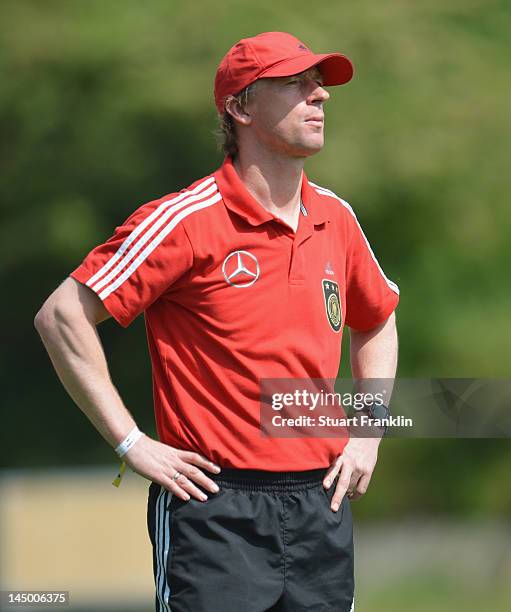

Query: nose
left=309, top=82, right=330, bottom=104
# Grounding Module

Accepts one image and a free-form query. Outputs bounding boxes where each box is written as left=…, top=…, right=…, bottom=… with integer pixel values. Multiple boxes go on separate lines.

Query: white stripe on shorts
left=155, top=486, right=172, bottom=612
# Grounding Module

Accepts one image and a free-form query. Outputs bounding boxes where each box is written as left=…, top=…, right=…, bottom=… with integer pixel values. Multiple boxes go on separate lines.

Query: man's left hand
left=323, top=437, right=381, bottom=511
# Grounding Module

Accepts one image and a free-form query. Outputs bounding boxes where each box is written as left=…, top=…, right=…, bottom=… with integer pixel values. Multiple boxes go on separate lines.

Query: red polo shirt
left=71, top=157, right=399, bottom=470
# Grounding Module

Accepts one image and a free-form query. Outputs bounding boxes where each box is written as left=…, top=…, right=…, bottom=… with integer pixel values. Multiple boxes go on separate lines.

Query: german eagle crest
left=322, top=279, right=342, bottom=333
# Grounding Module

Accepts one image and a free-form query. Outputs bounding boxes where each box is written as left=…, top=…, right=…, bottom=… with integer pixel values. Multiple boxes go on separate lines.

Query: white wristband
left=115, top=426, right=143, bottom=458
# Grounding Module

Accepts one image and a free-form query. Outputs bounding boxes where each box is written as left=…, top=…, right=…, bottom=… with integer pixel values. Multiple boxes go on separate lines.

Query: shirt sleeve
left=70, top=195, right=194, bottom=327
left=343, top=203, right=400, bottom=331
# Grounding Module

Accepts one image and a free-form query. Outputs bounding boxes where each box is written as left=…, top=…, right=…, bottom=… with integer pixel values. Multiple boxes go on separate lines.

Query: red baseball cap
left=214, top=31, right=354, bottom=114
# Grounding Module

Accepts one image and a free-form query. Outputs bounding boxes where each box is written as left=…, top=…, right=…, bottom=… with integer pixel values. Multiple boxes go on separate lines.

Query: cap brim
left=259, top=52, right=354, bottom=86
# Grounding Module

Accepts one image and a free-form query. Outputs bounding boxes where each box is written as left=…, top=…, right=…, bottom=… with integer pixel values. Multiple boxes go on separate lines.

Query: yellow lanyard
left=112, top=461, right=127, bottom=487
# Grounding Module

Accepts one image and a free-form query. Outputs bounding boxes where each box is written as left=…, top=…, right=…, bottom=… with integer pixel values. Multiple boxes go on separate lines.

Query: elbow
left=34, top=300, right=56, bottom=338
left=34, top=294, right=68, bottom=337
left=35, top=278, right=100, bottom=339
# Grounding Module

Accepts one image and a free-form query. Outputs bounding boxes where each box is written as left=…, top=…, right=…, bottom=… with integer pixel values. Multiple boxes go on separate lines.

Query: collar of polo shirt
left=214, top=157, right=331, bottom=229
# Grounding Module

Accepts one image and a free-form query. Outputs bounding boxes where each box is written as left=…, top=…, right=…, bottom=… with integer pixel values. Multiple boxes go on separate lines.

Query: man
left=35, top=31, right=399, bottom=612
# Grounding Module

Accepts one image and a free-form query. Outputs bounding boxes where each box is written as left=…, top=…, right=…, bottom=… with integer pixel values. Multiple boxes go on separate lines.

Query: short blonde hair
left=215, top=82, right=256, bottom=158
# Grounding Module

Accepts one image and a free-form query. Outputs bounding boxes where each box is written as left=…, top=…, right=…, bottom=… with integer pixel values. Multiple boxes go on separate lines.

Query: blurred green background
left=1, top=0, right=510, bottom=610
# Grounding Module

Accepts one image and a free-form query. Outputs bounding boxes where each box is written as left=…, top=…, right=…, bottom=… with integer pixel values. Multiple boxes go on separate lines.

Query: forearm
left=349, top=311, right=398, bottom=430
left=35, top=302, right=135, bottom=449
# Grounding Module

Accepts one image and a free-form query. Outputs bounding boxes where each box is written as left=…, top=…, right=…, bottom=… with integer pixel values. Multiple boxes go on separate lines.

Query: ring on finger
left=171, top=471, right=182, bottom=482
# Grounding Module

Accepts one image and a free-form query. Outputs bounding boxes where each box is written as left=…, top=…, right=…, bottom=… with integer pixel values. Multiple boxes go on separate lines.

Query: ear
left=224, top=96, right=253, bottom=126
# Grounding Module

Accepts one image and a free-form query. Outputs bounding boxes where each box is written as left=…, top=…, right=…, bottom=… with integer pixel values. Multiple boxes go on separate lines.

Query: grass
left=356, top=573, right=511, bottom=612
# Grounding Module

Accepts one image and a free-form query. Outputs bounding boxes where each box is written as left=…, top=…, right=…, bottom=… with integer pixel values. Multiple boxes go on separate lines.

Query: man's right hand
left=123, top=435, right=222, bottom=501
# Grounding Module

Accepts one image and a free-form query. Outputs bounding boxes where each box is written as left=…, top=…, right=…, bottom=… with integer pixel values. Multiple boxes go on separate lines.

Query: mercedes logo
left=222, top=250, right=260, bottom=288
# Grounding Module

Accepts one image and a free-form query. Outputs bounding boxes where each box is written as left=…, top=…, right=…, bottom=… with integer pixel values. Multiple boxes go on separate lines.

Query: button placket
left=289, top=218, right=314, bottom=283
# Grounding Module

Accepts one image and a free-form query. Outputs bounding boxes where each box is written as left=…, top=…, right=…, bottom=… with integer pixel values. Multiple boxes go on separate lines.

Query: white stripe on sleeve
left=310, top=182, right=399, bottom=295
left=98, top=191, right=221, bottom=300
left=86, top=176, right=215, bottom=288
left=90, top=183, right=218, bottom=294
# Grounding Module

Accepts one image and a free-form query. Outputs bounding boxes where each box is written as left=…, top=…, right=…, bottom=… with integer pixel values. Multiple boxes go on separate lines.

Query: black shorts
left=147, top=468, right=354, bottom=612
